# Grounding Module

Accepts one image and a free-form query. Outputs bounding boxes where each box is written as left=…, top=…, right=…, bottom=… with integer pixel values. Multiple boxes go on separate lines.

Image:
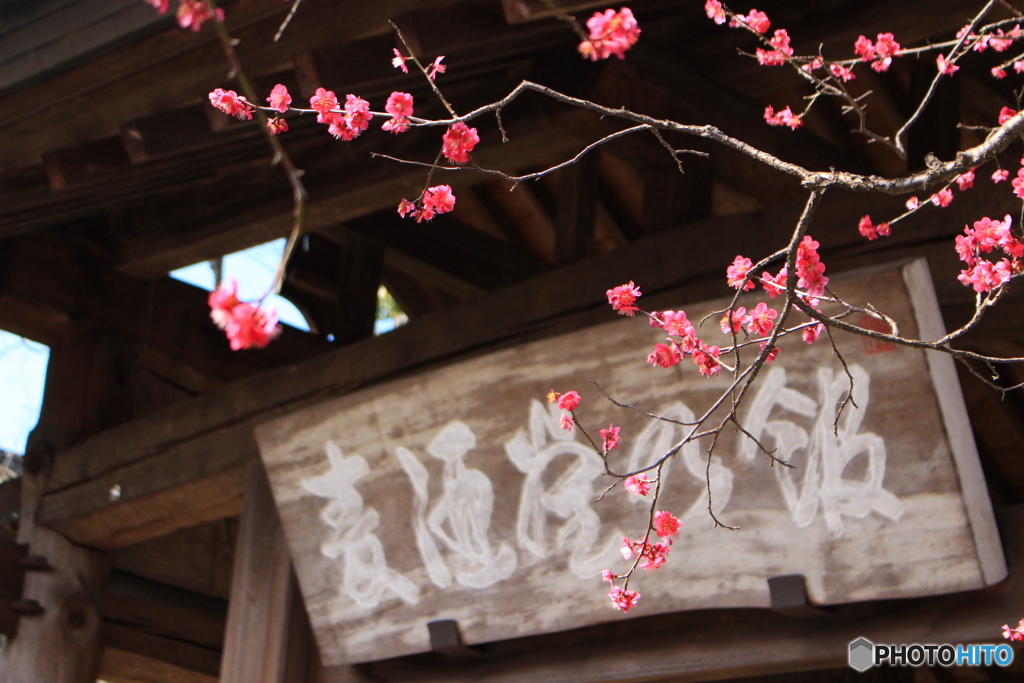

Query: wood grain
left=256, top=259, right=1002, bottom=665
left=2, top=526, right=108, bottom=683
left=902, top=259, right=1006, bottom=584
left=219, top=460, right=299, bottom=683
left=99, top=647, right=218, bottom=683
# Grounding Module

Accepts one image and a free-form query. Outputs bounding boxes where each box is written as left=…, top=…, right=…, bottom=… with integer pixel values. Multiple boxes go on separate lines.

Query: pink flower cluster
left=729, top=8, right=770, bottom=33
left=959, top=23, right=1022, bottom=53
left=829, top=63, right=855, bottom=82
left=1004, top=619, right=1024, bottom=642
left=208, top=89, right=252, bottom=120
left=645, top=308, right=722, bottom=377
left=726, top=256, right=756, bottom=290
left=546, top=390, right=582, bottom=433
left=578, top=8, right=641, bottom=61
left=624, top=475, right=649, bottom=497
left=857, top=215, right=891, bottom=241
left=853, top=32, right=902, bottom=72
left=607, top=281, right=641, bottom=316
left=208, top=280, right=281, bottom=350
left=936, top=54, right=959, bottom=76
left=176, top=1, right=223, bottom=31
left=383, top=92, right=414, bottom=133
left=704, top=0, right=726, bottom=24
left=603, top=511, right=681, bottom=611
left=606, top=583, right=640, bottom=612
left=397, top=185, right=457, bottom=223
left=763, top=105, right=802, bottom=129
left=441, top=122, right=480, bottom=164
left=143, top=0, right=223, bottom=31
left=757, top=29, right=794, bottom=66
left=620, top=536, right=671, bottom=571
left=308, top=89, right=375, bottom=141
left=1010, top=157, right=1024, bottom=200
left=955, top=215, right=1023, bottom=293
left=796, top=235, right=828, bottom=297
left=601, top=424, right=621, bottom=452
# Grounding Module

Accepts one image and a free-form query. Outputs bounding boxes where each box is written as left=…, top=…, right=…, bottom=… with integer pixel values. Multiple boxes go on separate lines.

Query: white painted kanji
left=302, top=441, right=419, bottom=607
left=505, top=400, right=622, bottom=578
left=741, top=365, right=905, bottom=534
left=396, top=421, right=517, bottom=589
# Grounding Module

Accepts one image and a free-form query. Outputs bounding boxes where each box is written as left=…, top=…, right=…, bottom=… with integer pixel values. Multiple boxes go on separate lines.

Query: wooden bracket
left=767, top=574, right=832, bottom=618
left=18, top=555, right=52, bottom=571
left=427, top=619, right=483, bottom=658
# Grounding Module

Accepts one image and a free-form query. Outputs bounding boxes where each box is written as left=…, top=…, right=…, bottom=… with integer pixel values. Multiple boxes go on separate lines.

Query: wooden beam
left=103, top=623, right=221, bottom=679
left=220, top=460, right=306, bottom=683
left=46, top=462, right=247, bottom=551
left=382, top=248, right=488, bottom=302
left=342, top=209, right=549, bottom=292
left=554, top=154, right=597, bottom=264
left=2, top=526, right=108, bottom=683
left=36, top=180, right=1022, bottom=551
left=113, top=124, right=589, bottom=279
left=100, top=647, right=218, bottom=683
left=101, top=571, right=228, bottom=651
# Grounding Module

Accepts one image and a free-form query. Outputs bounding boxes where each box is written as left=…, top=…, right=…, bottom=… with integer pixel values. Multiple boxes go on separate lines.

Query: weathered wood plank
left=317, top=503, right=1024, bottom=682
left=256, top=260, right=1002, bottom=665
left=220, top=460, right=299, bottom=683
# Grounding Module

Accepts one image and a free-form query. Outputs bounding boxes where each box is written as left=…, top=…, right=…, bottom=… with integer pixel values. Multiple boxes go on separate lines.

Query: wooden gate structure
left=0, top=0, right=1022, bottom=681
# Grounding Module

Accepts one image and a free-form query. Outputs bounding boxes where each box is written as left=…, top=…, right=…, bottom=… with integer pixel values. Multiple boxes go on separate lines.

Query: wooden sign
left=254, top=259, right=1005, bottom=666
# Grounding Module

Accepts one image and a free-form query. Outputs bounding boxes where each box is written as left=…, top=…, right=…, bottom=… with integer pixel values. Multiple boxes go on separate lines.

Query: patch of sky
left=170, top=238, right=310, bottom=331
left=0, top=331, right=49, bottom=455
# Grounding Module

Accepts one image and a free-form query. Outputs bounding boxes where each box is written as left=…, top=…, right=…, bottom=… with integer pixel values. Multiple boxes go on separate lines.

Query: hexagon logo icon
left=849, top=637, right=874, bottom=672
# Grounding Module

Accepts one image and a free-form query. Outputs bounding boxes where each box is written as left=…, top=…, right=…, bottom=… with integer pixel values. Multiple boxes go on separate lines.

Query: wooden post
left=220, top=460, right=315, bottom=682
left=2, top=526, right=107, bottom=683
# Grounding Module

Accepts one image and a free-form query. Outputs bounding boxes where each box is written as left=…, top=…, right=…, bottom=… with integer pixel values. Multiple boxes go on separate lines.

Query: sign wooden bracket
left=427, top=619, right=484, bottom=658
left=767, top=575, right=832, bottom=618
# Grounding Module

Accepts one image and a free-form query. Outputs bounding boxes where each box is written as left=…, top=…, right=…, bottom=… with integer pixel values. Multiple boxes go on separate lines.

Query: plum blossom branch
left=893, top=0, right=1000, bottom=157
